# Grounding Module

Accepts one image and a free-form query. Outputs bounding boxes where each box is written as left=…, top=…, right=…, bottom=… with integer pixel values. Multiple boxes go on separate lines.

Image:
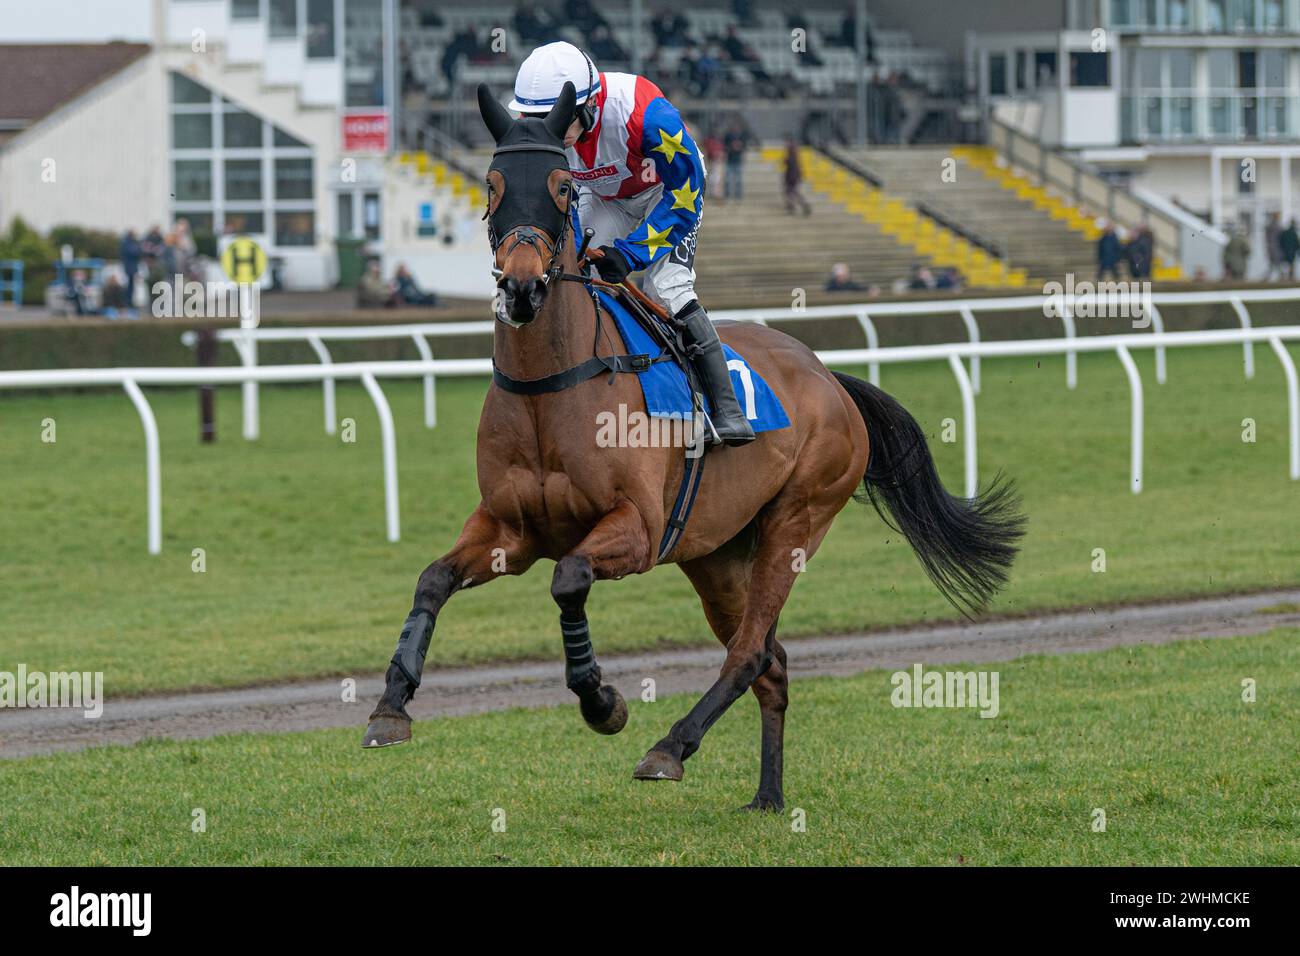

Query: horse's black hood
left=479, top=83, right=575, bottom=250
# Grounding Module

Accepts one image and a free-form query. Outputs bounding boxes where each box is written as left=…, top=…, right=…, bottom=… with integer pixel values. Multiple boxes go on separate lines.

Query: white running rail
left=5, top=326, right=1299, bottom=554
left=187, top=288, right=1300, bottom=440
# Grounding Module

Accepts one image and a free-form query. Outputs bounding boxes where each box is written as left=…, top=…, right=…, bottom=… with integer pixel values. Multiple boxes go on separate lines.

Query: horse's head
left=478, top=82, right=577, bottom=327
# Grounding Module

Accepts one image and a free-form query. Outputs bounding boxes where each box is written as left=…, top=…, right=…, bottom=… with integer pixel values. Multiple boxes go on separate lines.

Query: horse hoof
left=361, top=714, right=412, bottom=749
left=740, top=795, right=785, bottom=813
left=580, top=684, right=628, bottom=735
left=632, top=748, right=684, bottom=781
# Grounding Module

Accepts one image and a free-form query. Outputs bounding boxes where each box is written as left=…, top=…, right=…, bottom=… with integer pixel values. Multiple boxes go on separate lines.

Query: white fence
left=4, top=291, right=1299, bottom=554
left=191, top=287, right=1300, bottom=441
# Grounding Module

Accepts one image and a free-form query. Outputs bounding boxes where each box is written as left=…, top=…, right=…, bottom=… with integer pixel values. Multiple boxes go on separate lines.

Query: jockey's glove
left=592, top=245, right=631, bottom=284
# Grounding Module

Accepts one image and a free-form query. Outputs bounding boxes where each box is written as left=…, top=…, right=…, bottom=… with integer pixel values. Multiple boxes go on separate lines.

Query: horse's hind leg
left=362, top=505, right=535, bottom=748
left=679, top=546, right=789, bottom=811
left=634, top=494, right=811, bottom=786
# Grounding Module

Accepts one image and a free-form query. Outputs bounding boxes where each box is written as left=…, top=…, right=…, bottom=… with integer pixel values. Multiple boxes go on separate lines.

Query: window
left=1035, top=51, right=1057, bottom=86
left=1168, top=50, right=1193, bottom=88
left=172, top=113, right=212, bottom=149
left=337, top=192, right=355, bottom=237
left=224, top=160, right=263, bottom=201
left=224, top=211, right=265, bottom=234
left=1207, top=49, right=1234, bottom=88
left=989, top=54, right=1007, bottom=96
left=274, top=127, right=308, bottom=148
left=223, top=108, right=263, bottom=148
left=231, top=0, right=261, bottom=18
left=173, top=160, right=212, bottom=201
left=345, top=0, right=385, bottom=107
left=1070, top=52, right=1109, bottom=87
left=270, top=0, right=298, bottom=37
left=168, top=72, right=315, bottom=250
left=275, top=158, right=313, bottom=200
left=307, top=0, right=336, bottom=59
left=172, top=72, right=210, bottom=104
left=363, top=192, right=381, bottom=240
left=276, top=211, right=316, bottom=246
left=1261, top=50, right=1286, bottom=89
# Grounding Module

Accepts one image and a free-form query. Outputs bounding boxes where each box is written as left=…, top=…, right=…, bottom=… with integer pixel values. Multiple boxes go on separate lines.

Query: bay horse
left=362, top=82, right=1025, bottom=811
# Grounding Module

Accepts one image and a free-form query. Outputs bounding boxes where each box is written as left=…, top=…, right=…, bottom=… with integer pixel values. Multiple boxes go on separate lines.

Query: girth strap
left=492, top=352, right=656, bottom=395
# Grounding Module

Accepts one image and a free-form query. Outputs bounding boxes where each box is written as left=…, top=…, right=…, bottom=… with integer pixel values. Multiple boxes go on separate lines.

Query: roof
left=0, top=42, right=151, bottom=125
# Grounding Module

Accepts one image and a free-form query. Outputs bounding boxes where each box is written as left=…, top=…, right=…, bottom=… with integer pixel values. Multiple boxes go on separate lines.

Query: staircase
left=799, top=149, right=1029, bottom=289
left=953, top=146, right=1182, bottom=281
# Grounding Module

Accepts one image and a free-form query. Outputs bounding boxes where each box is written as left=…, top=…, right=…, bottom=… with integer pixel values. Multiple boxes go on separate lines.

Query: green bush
left=0, top=217, right=58, bottom=305
left=48, top=224, right=121, bottom=261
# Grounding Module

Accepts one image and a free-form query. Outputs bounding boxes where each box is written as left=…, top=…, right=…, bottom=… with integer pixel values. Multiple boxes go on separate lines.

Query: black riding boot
left=675, top=300, right=756, bottom=446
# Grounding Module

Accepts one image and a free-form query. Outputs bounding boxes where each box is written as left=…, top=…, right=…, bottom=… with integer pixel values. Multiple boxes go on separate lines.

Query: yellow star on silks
left=636, top=223, right=674, bottom=258
left=651, top=127, right=691, bottom=164
left=670, top=179, right=700, bottom=212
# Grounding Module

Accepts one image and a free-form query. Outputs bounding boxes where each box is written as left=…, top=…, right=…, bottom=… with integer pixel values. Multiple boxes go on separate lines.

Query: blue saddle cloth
left=597, top=290, right=790, bottom=433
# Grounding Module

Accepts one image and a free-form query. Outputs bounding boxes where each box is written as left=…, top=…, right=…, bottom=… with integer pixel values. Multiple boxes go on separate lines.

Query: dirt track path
left=4, top=589, right=1298, bottom=759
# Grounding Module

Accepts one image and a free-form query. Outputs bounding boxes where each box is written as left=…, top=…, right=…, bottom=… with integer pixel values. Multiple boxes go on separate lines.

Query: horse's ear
left=478, top=84, right=513, bottom=143
left=544, top=82, right=576, bottom=140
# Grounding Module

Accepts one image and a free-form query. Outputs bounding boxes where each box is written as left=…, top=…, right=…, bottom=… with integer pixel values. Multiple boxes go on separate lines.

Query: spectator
left=1097, top=221, right=1123, bottom=280
left=358, top=260, right=398, bottom=308
left=722, top=119, right=751, bottom=201
left=651, top=9, right=690, bottom=48
left=1280, top=219, right=1299, bottom=280
left=141, top=224, right=165, bottom=265
left=512, top=5, right=555, bottom=46
left=702, top=131, right=725, bottom=202
left=781, top=137, right=811, bottom=216
left=1125, top=225, right=1154, bottom=280
left=588, top=24, right=628, bottom=63
left=65, top=268, right=91, bottom=315
left=102, top=274, right=129, bottom=316
left=935, top=267, right=965, bottom=291
left=825, top=262, right=863, bottom=292
left=441, top=28, right=478, bottom=87
left=833, top=12, right=875, bottom=62
left=119, top=228, right=141, bottom=310
left=1222, top=224, right=1250, bottom=280
left=1264, top=212, right=1285, bottom=280
left=907, top=263, right=936, bottom=291
left=565, top=0, right=609, bottom=33
left=394, top=264, right=439, bottom=307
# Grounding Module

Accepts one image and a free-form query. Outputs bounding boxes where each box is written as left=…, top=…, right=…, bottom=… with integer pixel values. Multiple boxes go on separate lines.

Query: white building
left=963, top=0, right=1300, bottom=274
left=0, top=0, right=488, bottom=293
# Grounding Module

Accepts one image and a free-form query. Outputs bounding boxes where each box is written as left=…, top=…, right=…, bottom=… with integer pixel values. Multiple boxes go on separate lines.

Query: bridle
left=486, top=142, right=576, bottom=289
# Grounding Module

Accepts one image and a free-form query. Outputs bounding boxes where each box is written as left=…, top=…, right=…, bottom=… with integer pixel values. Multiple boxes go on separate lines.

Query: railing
left=0, top=260, right=23, bottom=309
left=5, top=302, right=1298, bottom=554
left=988, top=117, right=1189, bottom=267
left=188, top=287, right=1300, bottom=441
left=820, top=145, right=1008, bottom=260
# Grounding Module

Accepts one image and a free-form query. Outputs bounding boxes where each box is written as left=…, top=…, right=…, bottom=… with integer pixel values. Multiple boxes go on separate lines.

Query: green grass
left=1, top=630, right=1295, bottom=865
left=2, top=344, right=1298, bottom=694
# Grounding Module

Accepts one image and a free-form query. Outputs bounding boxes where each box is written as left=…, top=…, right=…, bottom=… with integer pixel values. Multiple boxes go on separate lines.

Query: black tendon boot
left=675, top=300, right=756, bottom=446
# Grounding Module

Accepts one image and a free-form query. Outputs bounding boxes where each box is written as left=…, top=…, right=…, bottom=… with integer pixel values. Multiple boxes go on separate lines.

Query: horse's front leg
left=551, top=500, right=653, bottom=735
left=362, top=505, right=536, bottom=748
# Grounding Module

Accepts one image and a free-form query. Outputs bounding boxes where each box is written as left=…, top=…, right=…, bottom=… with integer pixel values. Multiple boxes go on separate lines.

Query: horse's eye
left=559, top=182, right=571, bottom=194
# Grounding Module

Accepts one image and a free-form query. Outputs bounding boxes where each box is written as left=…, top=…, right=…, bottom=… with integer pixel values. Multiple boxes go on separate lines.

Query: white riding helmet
left=508, top=41, right=601, bottom=121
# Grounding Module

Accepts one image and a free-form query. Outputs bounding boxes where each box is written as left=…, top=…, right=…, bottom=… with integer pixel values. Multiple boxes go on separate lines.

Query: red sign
left=342, top=111, right=389, bottom=154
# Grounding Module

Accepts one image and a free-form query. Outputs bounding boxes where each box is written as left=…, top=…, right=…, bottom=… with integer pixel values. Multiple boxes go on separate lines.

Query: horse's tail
left=832, top=371, right=1026, bottom=618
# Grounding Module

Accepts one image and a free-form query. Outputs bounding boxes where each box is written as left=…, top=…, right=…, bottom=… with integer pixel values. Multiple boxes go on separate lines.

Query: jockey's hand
left=591, top=245, right=631, bottom=284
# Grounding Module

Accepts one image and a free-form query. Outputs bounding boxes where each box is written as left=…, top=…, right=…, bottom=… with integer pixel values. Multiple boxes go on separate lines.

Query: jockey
left=510, top=41, right=755, bottom=445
